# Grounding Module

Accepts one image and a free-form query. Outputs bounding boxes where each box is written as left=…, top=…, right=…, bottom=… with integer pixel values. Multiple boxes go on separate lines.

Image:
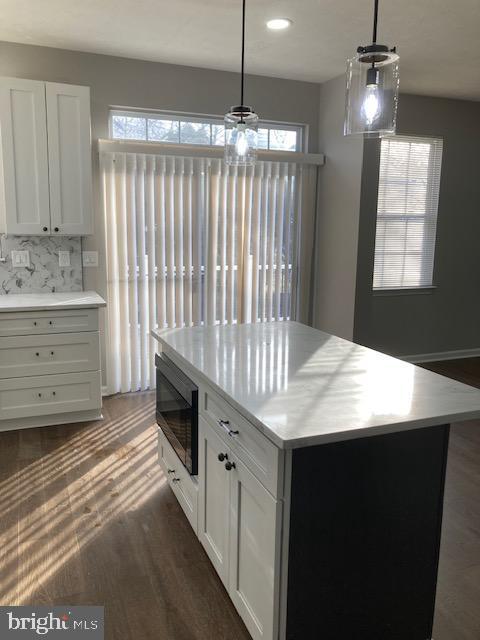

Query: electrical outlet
left=82, top=251, right=99, bottom=267
left=58, top=251, right=71, bottom=267
left=11, top=250, right=30, bottom=268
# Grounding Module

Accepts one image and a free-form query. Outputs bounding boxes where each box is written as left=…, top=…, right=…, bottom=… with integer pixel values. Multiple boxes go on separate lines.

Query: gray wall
left=354, top=94, right=480, bottom=357
left=0, top=40, right=321, bottom=379
left=312, top=75, right=363, bottom=340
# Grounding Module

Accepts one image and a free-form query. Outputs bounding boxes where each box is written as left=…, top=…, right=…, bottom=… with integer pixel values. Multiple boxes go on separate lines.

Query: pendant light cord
left=372, top=0, right=379, bottom=44
left=369, top=0, right=379, bottom=75
left=240, top=0, right=246, bottom=110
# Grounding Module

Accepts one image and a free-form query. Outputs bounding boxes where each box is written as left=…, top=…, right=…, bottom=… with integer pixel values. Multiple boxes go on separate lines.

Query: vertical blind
left=373, top=135, right=443, bottom=289
left=101, top=152, right=317, bottom=393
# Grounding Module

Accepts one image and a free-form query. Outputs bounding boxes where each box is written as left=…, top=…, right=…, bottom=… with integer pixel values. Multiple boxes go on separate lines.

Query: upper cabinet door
left=46, top=83, right=93, bottom=235
left=0, top=77, right=51, bottom=235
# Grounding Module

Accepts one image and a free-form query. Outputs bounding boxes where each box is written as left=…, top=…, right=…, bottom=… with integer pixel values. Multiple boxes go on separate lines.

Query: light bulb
left=235, top=124, right=249, bottom=156
left=362, top=84, right=381, bottom=126
left=266, top=18, right=292, bottom=30
left=224, top=107, right=258, bottom=165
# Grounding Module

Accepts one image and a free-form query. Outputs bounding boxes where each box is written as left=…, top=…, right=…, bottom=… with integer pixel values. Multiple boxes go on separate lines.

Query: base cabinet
left=158, top=427, right=198, bottom=534
left=0, top=306, right=103, bottom=431
left=198, top=416, right=280, bottom=640
left=198, top=416, right=230, bottom=585
left=228, top=454, right=280, bottom=640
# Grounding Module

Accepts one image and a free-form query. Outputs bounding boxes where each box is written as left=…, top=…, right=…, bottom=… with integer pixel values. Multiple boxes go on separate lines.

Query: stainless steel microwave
left=155, top=352, right=198, bottom=475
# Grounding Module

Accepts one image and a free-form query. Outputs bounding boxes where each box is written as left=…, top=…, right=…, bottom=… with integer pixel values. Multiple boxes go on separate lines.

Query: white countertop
left=0, top=291, right=106, bottom=312
left=152, top=321, right=480, bottom=449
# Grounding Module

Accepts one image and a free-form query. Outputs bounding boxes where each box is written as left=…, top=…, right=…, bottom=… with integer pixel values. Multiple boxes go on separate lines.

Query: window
left=373, top=135, right=443, bottom=290
left=109, top=110, right=304, bottom=152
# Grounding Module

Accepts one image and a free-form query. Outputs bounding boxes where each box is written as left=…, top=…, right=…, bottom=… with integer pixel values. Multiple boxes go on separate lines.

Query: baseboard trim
left=101, top=385, right=154, bottom=397
left=0, top=409, right=103, bottom=433
left=401, top=348, right=480, bottom=364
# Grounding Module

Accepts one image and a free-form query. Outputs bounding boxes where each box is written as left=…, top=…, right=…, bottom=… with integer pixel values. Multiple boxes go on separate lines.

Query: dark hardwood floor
left=0, top=392, right=251, bottom=640
left=0, top=359, right=478, bottom=639
left=422, top=359, right=480, bottom=640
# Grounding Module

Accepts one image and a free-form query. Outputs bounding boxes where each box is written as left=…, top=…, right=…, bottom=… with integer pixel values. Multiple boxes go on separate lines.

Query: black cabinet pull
left=218, top=419, right=239, bottom=437
left=167, top=468, right=175, bottom=475
left=35, top=352, right=39, bottom=357
left=218, top=453, right=228, bottom=462
left=43, top=226, right=48, bottom=232
left=225, top=461, right=236, bottom=471
left=54, top=227, right=59, bottom=232
left=33, top=321, right=37, bottom=326
left=52, top=391, right=56, bottom=396
left=172, top=477, right=181, bottom=483
left=38, top=393, right=42, bottom=398
left=50, top=351, right=54, bottom=356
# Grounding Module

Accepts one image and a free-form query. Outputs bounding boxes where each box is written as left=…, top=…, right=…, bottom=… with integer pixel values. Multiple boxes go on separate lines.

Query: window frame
left=372, top=134, right=444, bottom=293
left=108, top=108, right=306, bottom=153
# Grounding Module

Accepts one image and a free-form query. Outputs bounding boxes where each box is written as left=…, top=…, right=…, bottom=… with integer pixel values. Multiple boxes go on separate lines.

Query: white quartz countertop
left=0, top=291, right=106, bottom=312
left=152, top=321, right=480, bottom=449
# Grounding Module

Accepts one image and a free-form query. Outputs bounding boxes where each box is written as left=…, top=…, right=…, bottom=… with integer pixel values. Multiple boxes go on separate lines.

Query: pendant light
left=225, top=0, right=258, bottom=166
left=344, top=0, right=400, bottom=136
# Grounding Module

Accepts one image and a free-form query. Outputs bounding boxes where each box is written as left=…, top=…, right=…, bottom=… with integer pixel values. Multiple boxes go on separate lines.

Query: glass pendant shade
left=344, top=48, right=400, bottom=136
left=224, top=106, right=258, bottom=166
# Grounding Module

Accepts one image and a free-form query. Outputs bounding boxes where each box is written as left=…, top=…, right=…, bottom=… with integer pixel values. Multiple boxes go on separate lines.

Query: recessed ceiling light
left=266, top=18, right=292, bottom=31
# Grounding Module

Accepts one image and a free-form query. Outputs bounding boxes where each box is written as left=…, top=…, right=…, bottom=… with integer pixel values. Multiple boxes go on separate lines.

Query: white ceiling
left=0, top=0, right=479, bottom=100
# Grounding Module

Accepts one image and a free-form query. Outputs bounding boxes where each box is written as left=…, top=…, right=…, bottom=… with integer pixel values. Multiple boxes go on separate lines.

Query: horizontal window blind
left=101, top=152, right=317, bottom=393
left=373, top=135, right=443, bottom=290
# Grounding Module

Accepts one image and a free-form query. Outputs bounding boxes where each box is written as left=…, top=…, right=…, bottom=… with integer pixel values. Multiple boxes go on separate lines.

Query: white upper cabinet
left=0, top=78, right=51, bottom=235
left=46, top=83, right=93, bottom=235
left=0, top=77, right=93, bottom=236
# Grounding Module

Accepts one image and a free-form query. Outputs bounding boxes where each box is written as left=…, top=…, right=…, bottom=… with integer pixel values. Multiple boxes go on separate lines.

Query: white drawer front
left=158, top=427, right=198, bottom=533
left=0, top=308, right=98, bottom=337
left=0, top=332, right=100, bottom=378
left=203, top=388, right=282, bottom=498
left=0, top=371, right=101, bottom=420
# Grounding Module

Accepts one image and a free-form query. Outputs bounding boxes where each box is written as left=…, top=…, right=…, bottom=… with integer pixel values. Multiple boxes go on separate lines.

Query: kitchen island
left=152, top=321, right=480, bottom=640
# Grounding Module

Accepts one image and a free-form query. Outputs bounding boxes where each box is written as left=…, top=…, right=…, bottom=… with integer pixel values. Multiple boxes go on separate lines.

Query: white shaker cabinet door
left=198, top=417, right=231, bottom=587
left=0, top=77, right=50, bottom=234
left=228, top=455, right=281, bottom=640
left=46, top=82, right=93, bottom=235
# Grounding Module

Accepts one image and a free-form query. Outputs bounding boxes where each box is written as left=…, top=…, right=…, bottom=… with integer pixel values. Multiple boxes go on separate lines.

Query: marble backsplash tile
left=0, top=235, right=83, bottom=294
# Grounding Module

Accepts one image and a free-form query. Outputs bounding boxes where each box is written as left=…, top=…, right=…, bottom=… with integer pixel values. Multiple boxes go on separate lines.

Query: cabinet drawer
left=0, top=308, right=98, bottom=337
left=0, top=371, right=101, bottom=420
left=0, top=332, right=100, bottom=378
left=202, top=388, right=282, bottom=498
left=158, top=427, right=198, bottom=533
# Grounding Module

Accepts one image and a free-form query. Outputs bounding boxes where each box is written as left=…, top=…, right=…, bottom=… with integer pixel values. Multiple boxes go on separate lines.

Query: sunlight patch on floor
left=0, top=401, right=164, bottom=605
